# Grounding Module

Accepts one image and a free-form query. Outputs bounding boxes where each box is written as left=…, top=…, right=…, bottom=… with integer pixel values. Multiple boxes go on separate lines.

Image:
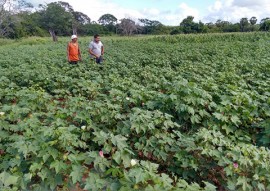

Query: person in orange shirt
left=67, top=35, right=82, bottom=64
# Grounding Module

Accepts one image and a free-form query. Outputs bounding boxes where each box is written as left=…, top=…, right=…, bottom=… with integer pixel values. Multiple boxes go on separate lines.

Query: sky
left=28, top=0, right=270, bottom=25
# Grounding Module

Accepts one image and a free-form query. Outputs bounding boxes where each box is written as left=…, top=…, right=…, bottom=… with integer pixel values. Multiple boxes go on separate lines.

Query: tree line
left=1, top=0, right=270, bottom=40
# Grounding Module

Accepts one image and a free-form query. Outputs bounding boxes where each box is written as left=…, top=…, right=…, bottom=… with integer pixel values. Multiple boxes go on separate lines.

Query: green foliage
left=38, top=2, right=74, bottom=36
left=260, top=18, right=270, bottom=31
left=0, top=33, right=269, bottom=190
left=82, top=23, right=109, bottom=35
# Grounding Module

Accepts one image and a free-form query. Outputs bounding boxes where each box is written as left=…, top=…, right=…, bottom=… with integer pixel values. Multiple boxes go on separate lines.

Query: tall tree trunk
left=72, top=27, right=77, bottom=35
left=72, top=24, right=77, bottom=35
left=49, top=29, right=57, bottom=42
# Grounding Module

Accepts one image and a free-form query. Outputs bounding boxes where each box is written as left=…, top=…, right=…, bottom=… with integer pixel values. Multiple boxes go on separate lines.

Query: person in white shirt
left=88, top=34, right=104, bottom=64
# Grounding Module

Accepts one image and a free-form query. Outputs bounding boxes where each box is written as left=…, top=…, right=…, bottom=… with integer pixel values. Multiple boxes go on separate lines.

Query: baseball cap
left=71, top=35, right=77, bottom=39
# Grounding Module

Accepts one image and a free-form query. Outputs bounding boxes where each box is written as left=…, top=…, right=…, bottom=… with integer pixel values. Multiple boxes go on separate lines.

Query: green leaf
left=176, top=179, right=189, bottom=188
left=231, top=115, right=241, bottom=126
left=253, top=174, right=259, bottom=180
left=213, top=112, right=228, bottom=122
left=109, top=182, right=121, bottom=191
left=0, top=171, right=18, bottom=187
left=257, top=183, right=266, bottom=191
left=236, top=176, right=250, bottom=191
left=128, top=168, right=147, bottom=184
left=111, top=135, right=128, bottom=150
left=106, top=167, right=122, bottom=177
left=121, top=151, right=131, bottom=168
left=93, top=131, right=109, bottom=145
left=48, top=148, right=59, bottom=160
left=113, top=151, right=121, bottom=164
left=140, top=161, right=159, bottom=173
left=93, top=156, right=110, bottom=172
left=160, top=173, right=173, bottom=188
left=84, top=172, right=106, bottom=190
left=187, top=107, right=195, bottom=115
left=49, top=160, right=67, bottom=173
left=190, top=114, right=201, bottom=124
left=37, top=168, right=50, bottom=181
left=29, top=162, right=42, bottom=172
left=42, top=153, right=50, bottom=163
left=227, top=180, right=236, bottom=190
left=20, top=173, right=32, bottom=189
left=203, top=181, right=216, bottom=191
left=70, top=165, right=85, bottom=184
left=221, top=124, right=234, bottom=134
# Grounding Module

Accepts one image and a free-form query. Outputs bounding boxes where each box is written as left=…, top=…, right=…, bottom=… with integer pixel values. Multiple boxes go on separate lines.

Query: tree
left=83, top=23, right=107, bottom=36
left=196, top=21, right=207, bottom=33
left=179, top=16, right=207, bottom=34
left=215, top=20, right=230, bottom=28
left=214, top=20, right=238, bottom=32
left=118, top=18, right=138, bottom=36
left=20, top=11, right=47, bottom=37
left=73, top=11, right=90, bottom=25
left=72, top=11, right=91, bottom=35
left=0, top=0, right=33, bottom=37
left=249, top=17, right=258, bottom=32
left=38, top=2, right=73, bottom=41
left=205, top=22, right=215, bottom=29
left=98, top=14, right=117, bottom=26
left=98, top=14, right=117, bottom=33
left=260, top=18, right=270, bottom=31
left=55, top=1, right=89, bottom=35
left=56, top=1, right=73, bottom=12
left=250, top=17, right=257, bottom=25
left=240, top=17, right=249, bottom=32
left=180, top=16, right=197, bottom=34
left=170, top=27, right=182, bottom=35
left=139, top=18, right=163, bottom=34
left=205, top=22, right=218, bottom=33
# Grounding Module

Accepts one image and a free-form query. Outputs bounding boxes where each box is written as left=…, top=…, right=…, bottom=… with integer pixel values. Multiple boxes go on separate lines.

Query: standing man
left=88, top=34, right=104, bottom=64
left=67, top=34, right=82, bottom=64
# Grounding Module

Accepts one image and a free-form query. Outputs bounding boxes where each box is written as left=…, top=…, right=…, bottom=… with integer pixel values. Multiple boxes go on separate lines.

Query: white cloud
left=208, top=1, right=222, bottom=12
left=28, top=0, right=201, bottom=26
left=143, top=3, right=200, bottom=25
left=29, top=0, right=270, bottom=26
left=29, top=0, right=144, bottom=23
left=81, top=1, right=200, bottom=26
left=233, top=0, right=268, bottom=7
left=71, top=0, right=143, bottom=23
left=143, top=8, right=160, bottom=16
left=29, top=0, right=55, bottom=6
left=178, top=3, right=200, bottom=20
left=206, top=0, right=270, bottom=23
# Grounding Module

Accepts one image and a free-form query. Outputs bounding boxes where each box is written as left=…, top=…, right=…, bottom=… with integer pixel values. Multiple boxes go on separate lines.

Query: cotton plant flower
left=233, top=162, right=239, bottom=168
left=126, top=97, right=130, bottom=101
left=0, top=112, right=5, bottom=116
left=99, top=150, right=104, bottom=158
left=130, top=159, right=137, bottom=166
left=81, top=125, right=86, bottom=130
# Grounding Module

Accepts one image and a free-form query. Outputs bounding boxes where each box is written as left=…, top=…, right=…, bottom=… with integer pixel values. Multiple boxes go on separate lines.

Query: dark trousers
left=96, top=56, right=103, bottom=64
left=69, top=61, right=78, bottom=65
